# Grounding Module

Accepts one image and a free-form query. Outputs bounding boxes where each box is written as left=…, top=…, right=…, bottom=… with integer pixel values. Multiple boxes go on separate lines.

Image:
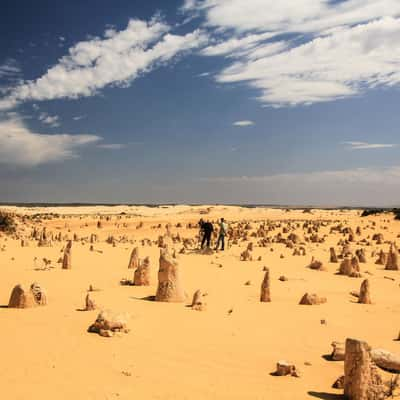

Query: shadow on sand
left=129, top=295, right=156, bottom=302
left=308, top=391, right=344, bottom=400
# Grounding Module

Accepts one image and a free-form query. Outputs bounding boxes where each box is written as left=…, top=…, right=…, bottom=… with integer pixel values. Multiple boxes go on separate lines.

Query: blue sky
left=1, top=0, right=400, bottom=206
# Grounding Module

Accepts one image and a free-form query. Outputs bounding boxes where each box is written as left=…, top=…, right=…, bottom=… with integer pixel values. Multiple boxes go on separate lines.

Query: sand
left=0, top=205, right=399, bottom=399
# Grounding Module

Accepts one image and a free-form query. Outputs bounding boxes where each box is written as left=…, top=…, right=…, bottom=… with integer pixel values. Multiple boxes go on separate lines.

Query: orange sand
left=0, top=205, right=398, bottom=399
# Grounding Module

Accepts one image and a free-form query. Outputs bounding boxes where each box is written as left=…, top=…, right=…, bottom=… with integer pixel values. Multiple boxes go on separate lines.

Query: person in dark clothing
left=200, top=220, right=213, bottom=249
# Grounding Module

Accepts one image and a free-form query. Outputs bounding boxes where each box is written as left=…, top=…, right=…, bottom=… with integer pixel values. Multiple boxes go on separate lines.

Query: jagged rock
left=133, top=256, right=150, bottom=286
left=332, top=375, right=345, bottom=389
left=155, top=249, right=186, bottom=302
left=331, top=341, right=345, bottom=361
left=88, top=310, right=128, bottom=337
left=85, top=293, right=96, bottom=311
left=260, top=268, right=271, bottom=302
left=274, top=361, right=300, bottom=377
left=299, top=293, right=327, bottom=305
left=30, top=282, right=47, bottom=305
left=308, top=257, right=326, bottom=271
left=375, top=250, right=387, bottom=265
left=191, top=290, right=206, bottom=311
left=8, top=283, right=46, bottom=308
left=240, top=249, right=252, bottom=261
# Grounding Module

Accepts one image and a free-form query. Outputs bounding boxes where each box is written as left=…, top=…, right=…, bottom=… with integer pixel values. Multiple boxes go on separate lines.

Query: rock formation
left=133, top=256, right=150, bottom=286
left=88, top=310, right=129, bottom=337
left=62, top=241, right=72, bottom=270
left=385, top=244, right=399, bottom=270
left=330, top=247, right=338, bottom=263
left=299, top=293, right=327, bottom=305
left=85, top=293, right=96, bottom=311
left=260, top=268, right=271, bottom=302
left=155, top=249, right=186, bottom=302
left=273, top=361, right=300, bottom=377
left=8, top=283, right=47, bottom=308
left=191, top=290, right=206, bottom=311
left=128, top=247, right=140, bottom=269
left=358, top=279, right=372, bottom=304
left=344, top=338, right=385, bottom=400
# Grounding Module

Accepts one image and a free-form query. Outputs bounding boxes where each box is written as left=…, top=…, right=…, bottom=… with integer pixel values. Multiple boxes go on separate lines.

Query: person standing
left=215, top=218, right=228, bottom=251
left=201, top=220, right=213, bottom=249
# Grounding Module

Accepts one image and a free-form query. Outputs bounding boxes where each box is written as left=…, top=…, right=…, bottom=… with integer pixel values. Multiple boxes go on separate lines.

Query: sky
left=1, top=0, right=400, bottom=206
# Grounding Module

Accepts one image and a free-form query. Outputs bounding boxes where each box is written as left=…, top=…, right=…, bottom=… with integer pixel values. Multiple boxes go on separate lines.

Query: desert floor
left=0, top=205, right=398, bottom=400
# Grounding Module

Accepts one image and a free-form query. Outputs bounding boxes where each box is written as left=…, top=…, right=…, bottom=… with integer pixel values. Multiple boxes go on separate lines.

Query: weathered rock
left=133, top=256, right=150, bottom=286
left=332, top=375, right=345, bottom=389
left=260, top=268, right=271, bottom=302
left=62, top=240, right=72, bottom=269
left=308, top=257, right=326, bottom=271
left=155, top=249, right=186, bottom=302
left=191, top=289, right=206, bottom=311
left=375, top=250, right=387, bottom=266
left=8, top=284, right=37, bottom=308
left=88, top=310, right=128, bottom=337
left=30, top=282, right=47, bottom=305
left=331, top=341, right=345, bottom=361
left=330, top=247, right=338, bottom=263
left=299, top=293, right=327, bottom=305
left=85, top=293, right=96, bottom=311
left=128, top=247, right=139, bottom=269
left=370, top=349, right=400, bottom=373
left=240, top=249, right=252, bottom=261
left=274, top=361, right=300, bottom=377
left=385, top=244, right=399, bottom=270
left=358, top=279, right=372, bottom=304
left=344, top=338, right=385, bottom=400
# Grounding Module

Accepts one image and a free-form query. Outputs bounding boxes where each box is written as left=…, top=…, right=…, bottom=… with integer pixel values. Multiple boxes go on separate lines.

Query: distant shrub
left=393, top=209, right=400, bottom=220
left=0, top=212, right=16, bottom=233
left=361, top=209, right=385, bottom=217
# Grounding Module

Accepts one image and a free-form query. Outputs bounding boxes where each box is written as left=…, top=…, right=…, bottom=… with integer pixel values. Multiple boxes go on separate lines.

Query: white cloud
left=38, top=113, right=60, bottom=128
left=201, top=32, right=276, bottom=56
left=73, top=115, right=86, bottom=121
left=201, top=165, right=400, bottom=186
left=0, top=18, right=207, bottom=109
left=215, top=18, right=400, bottom=106
left=343, top=141, right=396, bottom=150
left=0, top=59, right=21, bottom=78
left=97, top=143, right=126, bottom=150
left=0, top=115, right=100, bottom=166
left=233, top=120, right=254, bottom=127
left=184, top=1, right=400, bottom=106
left=185, top=0, right=400, bottom=33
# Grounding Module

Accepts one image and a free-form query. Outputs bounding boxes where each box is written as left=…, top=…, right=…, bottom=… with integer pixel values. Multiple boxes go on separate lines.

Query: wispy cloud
left=0, top=59, right=21, bottom=78
left=0, top=18, right=207, bottom=110
left=233, top=120, right=254, bottom=127
left=0, top=114, right=100, bottom=166
left=97, top=143, right=126, bottom=150
left=201, top=165, right=400, bottom=186
left=343, top=141, right=396, bottom=150
left=38, top=112, right=60, bottom=128
left=72, top=115, right=86, bottom=121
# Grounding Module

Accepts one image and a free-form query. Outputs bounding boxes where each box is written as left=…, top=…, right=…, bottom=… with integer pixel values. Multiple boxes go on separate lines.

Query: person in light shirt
left=215, top=218, right=228, bottom=251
